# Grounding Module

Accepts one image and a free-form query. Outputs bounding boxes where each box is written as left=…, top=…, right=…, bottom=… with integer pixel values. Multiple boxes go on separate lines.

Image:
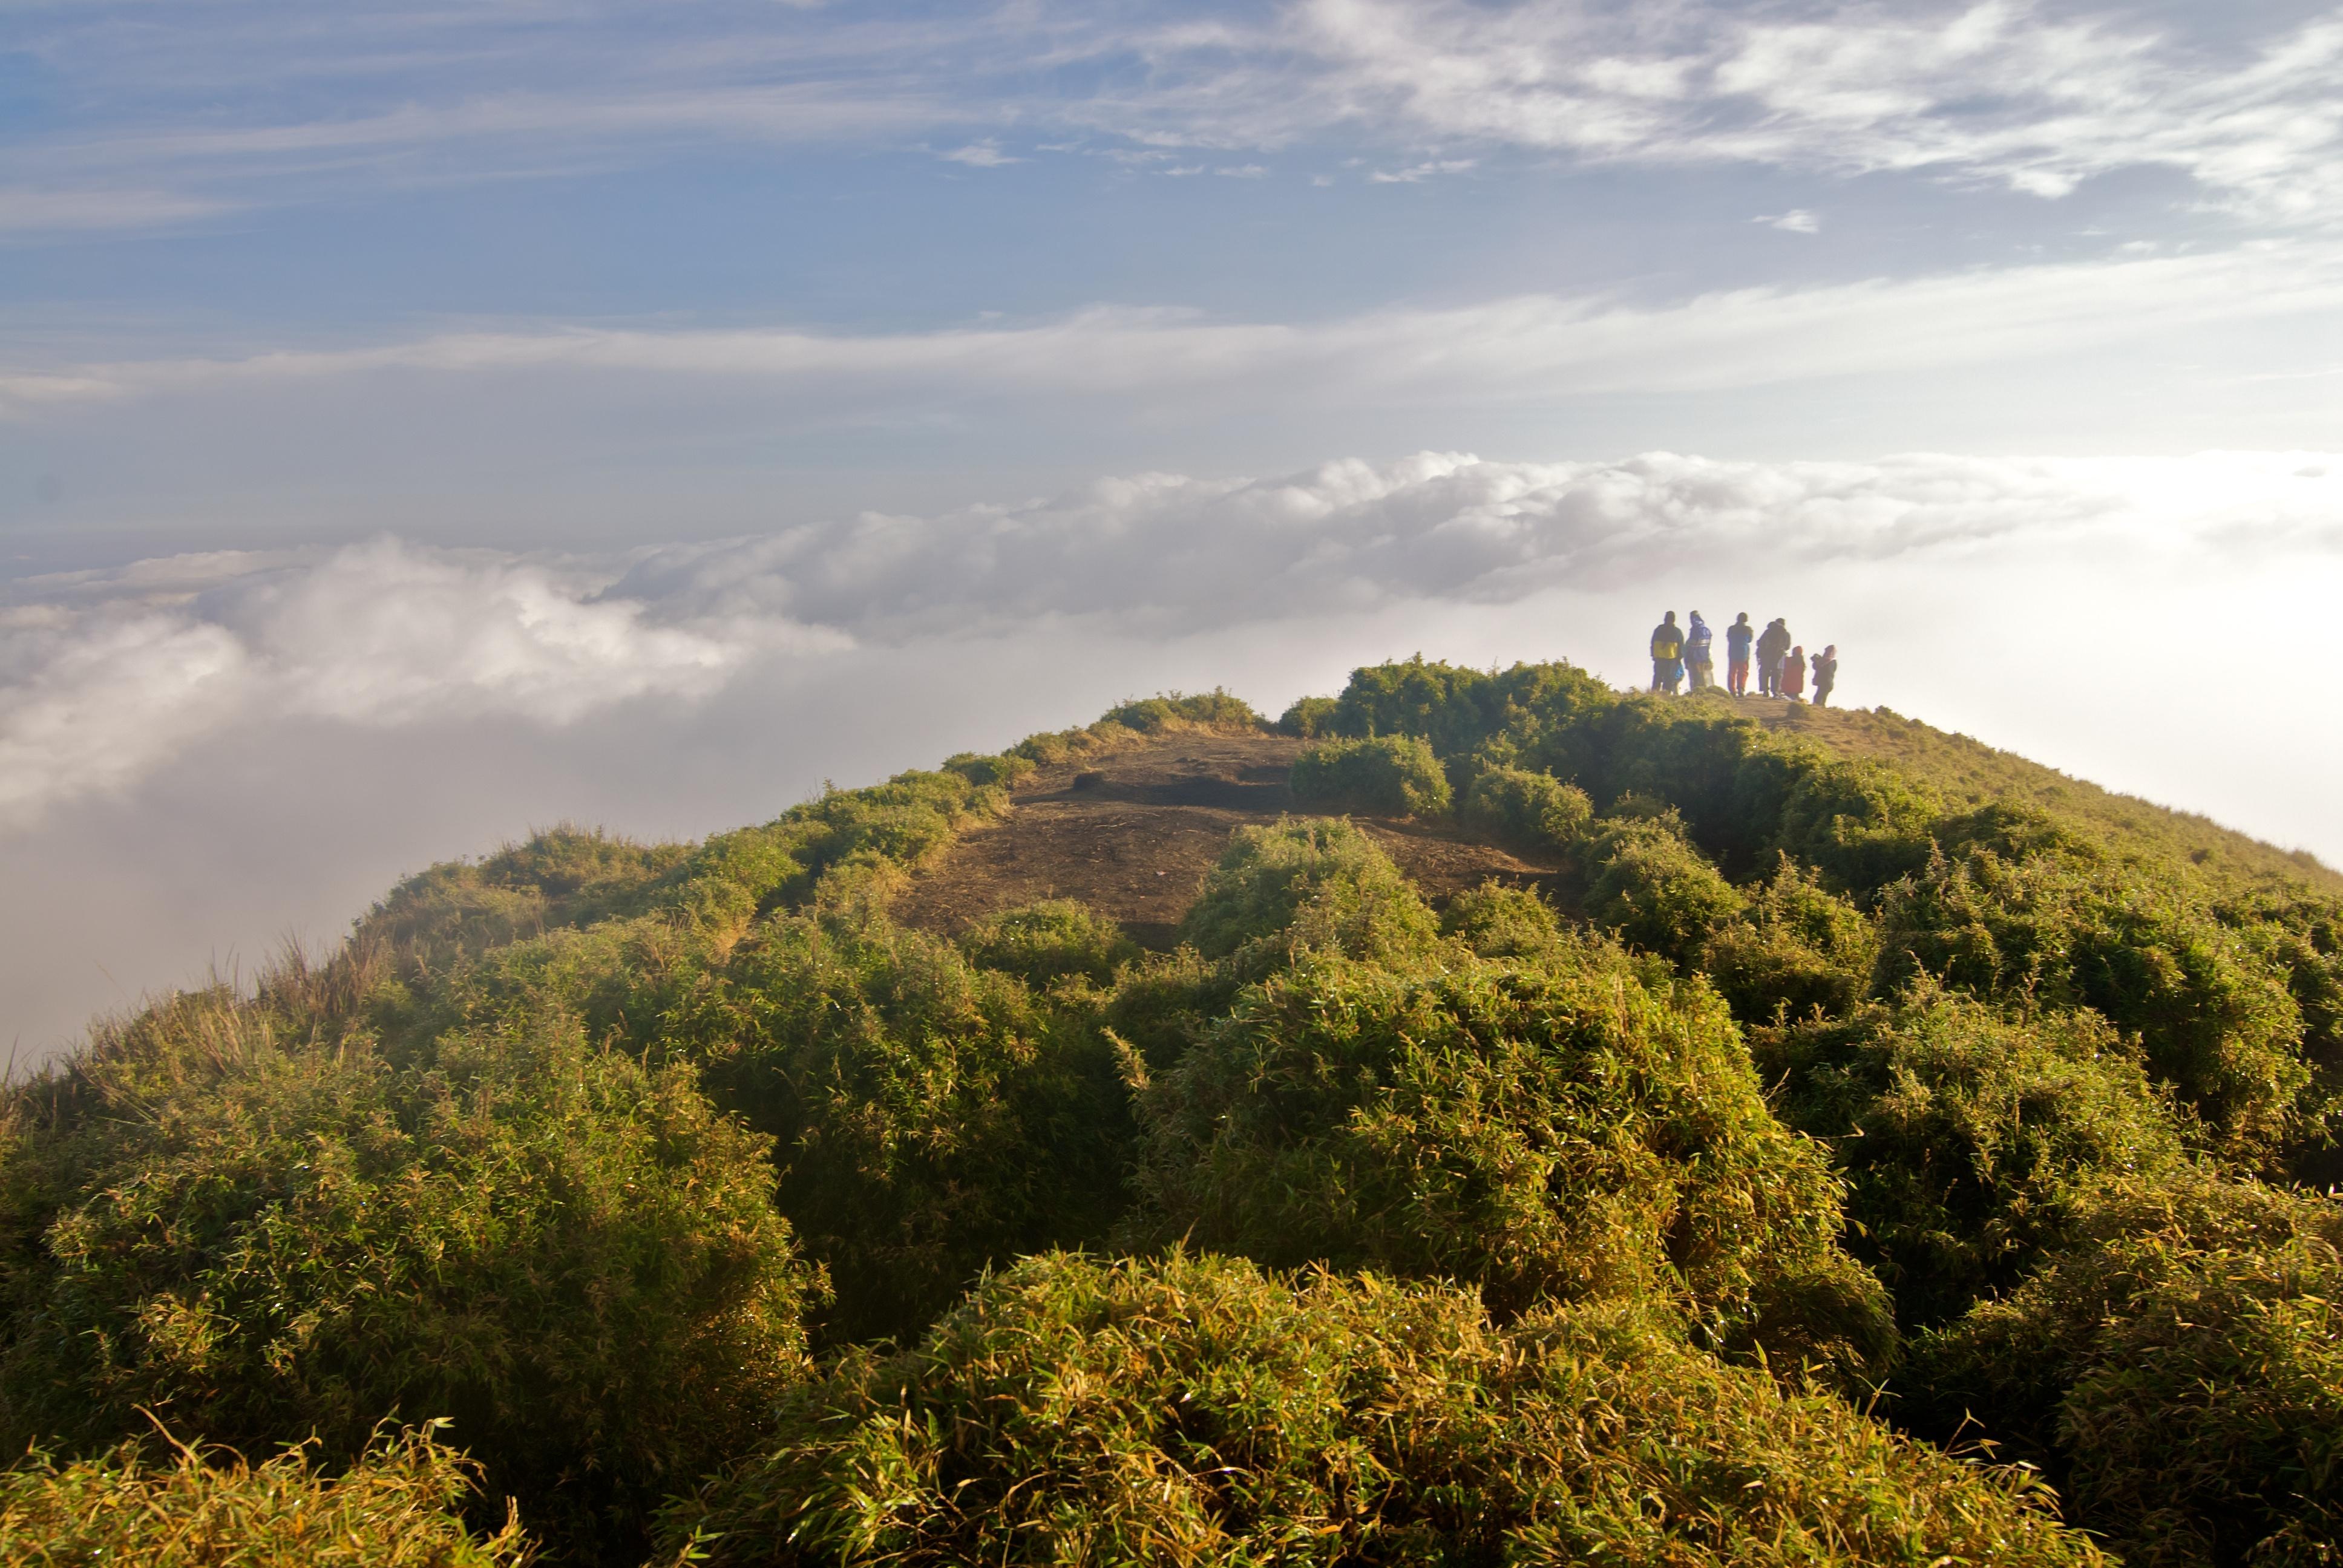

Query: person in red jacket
left=1781, top=645, right=1807, bottom=701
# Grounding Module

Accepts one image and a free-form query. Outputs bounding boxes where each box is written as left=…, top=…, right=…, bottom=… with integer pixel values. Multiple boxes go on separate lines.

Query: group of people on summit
left=1648, top=612, right=1837, bottom=705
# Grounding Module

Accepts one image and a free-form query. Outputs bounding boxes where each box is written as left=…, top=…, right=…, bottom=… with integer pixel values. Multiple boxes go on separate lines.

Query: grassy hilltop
left=2, top=660, right=2339, bottom=1567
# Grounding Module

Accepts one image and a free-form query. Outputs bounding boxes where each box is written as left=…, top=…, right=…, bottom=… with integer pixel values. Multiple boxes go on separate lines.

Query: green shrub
left=1438, top=880, right=1571, bottom=962
left=1288, top=734, right=1452, bottom=817
left=1703, top=856, right=1879, bottom=1024
left=941, top=750, right=1038, bottom=789
left=0, top=1427, right=531, bottom=1567
left=1176, top=818, right=1439, bottom=972
left=1912, top=1172, right=2343, bottom=1565
left=1127, top=936, right=1881, bottom=1365
left=1101, top=688, right=1262, bottom=733
left=2230, top=892, right=2343, bottom=1185
left=1878, top=848, right=2309, bottom=1157
left=354, top=826, right=688, bottom=967
left=1275, top=694, right=1339, bottom=737
left=1012, top=691, right=1262, bottom=768
left=958, top=900, right=1138, bottom=989
left=661, top=1252, right=2098, bottom=1567
left=1759, top=984, right=2186, bottom=1327
left=1770, top=759, right=1941, bottom=893
left=1099, top=946, right=1219, bottom=1077
left=686, top=907, right=1135, bottom=1345
left=1458, top=765, right=1592, bottom=857
left=0, top=998, right=816, bottom=1558
left=1324, top=655, right=1617, bottom=768
left=1587, top=816, right=1746, bottom=969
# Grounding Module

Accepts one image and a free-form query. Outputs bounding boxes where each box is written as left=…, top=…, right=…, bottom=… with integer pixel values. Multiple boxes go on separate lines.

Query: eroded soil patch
left=894, top=734, right=1565, bottom=948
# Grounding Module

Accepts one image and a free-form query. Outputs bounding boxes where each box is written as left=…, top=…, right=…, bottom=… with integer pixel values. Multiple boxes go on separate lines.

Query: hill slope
left=2, top=664, right=2338, bottom=1568
left=1755, top=698, right=2341, bottom=892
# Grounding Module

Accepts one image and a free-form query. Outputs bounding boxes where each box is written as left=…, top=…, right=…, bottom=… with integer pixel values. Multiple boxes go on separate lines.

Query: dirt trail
left=894, top=733, right=1566, bottom=949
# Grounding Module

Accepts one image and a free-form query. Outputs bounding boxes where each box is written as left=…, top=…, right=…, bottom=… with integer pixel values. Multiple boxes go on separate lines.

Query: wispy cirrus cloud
left=1078, top=1, right=2343, bottom=220
left=0, top=186, right=238, bottom=234
left=12, top=3, right=2343, bottom=226
left=9, top=237, right=2341, bottom=416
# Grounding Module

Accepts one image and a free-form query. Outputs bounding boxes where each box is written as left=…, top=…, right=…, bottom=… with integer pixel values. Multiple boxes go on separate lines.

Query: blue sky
left=10, top=0, right=2343, bottom=555
left=5, top=1, right=2343, bottom=1050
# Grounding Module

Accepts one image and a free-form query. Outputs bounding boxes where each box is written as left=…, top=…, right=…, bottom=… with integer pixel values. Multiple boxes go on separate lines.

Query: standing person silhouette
left=1649, top=612, right=1685, bottom=694
left=1725, top=612, right=1754, bottom=696
left=1810, top=645, right=1838, bottom=707
left=1685, top=611, right=1715, bottom=691
left=1755, top=618, right=1791, bottom=697
left=1781, top=645, right=1808, bottom=701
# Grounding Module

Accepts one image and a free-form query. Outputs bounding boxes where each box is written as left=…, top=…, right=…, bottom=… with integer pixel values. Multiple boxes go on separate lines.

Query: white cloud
left=1758, top=209, right=1820, bottom=234
left=0, top=538, right=836, bottom=828
left=7, top=451, right=2338, bottom=829
left=1367, top=158, right=1475, bottom=183
left=18, top=3, right=2343, bottom=227
left=940, top=139, right=1019, bottom=167
left=11, top=238, right=2342, bottom=415
left=0, top=186, right=237, bottom=234
left=1116, top=1, right=2343, bottom=219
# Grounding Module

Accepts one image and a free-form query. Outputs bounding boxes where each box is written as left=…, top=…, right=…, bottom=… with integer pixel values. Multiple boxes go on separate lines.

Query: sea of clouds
left=6, top=446, right=2341, bottom=1057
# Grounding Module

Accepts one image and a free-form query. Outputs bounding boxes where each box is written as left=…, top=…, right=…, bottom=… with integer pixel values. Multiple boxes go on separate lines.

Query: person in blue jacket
left=1725, top=613, right=1755, bottom=696
left=1685, top=611, right=1715, bottom=691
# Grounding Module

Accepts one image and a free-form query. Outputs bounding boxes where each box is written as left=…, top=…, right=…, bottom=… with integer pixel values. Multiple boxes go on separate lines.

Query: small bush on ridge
left=1702, top=855, right=1878, bottom=1025
left=1459, top=765, right=1592, bottom=857
left=1587, top=816, right=1746, bottom=970
left=1289, top=734, right=1453, bottom=818
left=958, top=899, right=1138, bottom=989
left=1177, top=818, right=1439, bottom=973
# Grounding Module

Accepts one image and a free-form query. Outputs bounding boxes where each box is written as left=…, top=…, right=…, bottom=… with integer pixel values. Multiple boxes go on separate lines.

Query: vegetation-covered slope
left=2, top=667, right=2338, bottom=1566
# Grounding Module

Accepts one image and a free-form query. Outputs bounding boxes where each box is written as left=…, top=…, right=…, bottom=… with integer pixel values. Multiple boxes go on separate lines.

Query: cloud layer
left=15, top=2, right=2343, bottom=224
left=8, top=448, right=2338, bottom=828
left=0, top=540, right=824, bottom=828
left=13, top=237, right=2343, bottom=417
left=1162, top=1, right=2343, bottom=216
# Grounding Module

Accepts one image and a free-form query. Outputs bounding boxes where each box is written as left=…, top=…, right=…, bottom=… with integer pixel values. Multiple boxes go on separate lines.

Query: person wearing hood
left=1725, top=612, right=1755, bottom=696
left=1685, top=611, right=1715, bottom=692
left=1649, top=611, right=1686, bottom=694
left=1781, top=644, right=1808, bottom=701
left=1754, top=618, right=1791, bottom=697
left=1810, top=645, right=1838, bottom=707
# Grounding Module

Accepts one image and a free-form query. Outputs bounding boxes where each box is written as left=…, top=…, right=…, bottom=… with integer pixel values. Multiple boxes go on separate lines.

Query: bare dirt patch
left=894, top=733, right=1567, bottom=948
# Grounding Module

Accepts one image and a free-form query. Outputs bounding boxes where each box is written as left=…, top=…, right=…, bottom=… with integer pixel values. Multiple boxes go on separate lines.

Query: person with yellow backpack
left=1649, top=611, right=1686, bottom=694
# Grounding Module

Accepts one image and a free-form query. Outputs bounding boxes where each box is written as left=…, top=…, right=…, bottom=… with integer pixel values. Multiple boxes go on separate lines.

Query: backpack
left=1653, top=631, right=1683, bottom=660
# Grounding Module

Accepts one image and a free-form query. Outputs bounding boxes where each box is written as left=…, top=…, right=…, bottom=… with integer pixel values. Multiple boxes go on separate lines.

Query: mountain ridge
left=2, top=659, right=2338, bottom=1567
